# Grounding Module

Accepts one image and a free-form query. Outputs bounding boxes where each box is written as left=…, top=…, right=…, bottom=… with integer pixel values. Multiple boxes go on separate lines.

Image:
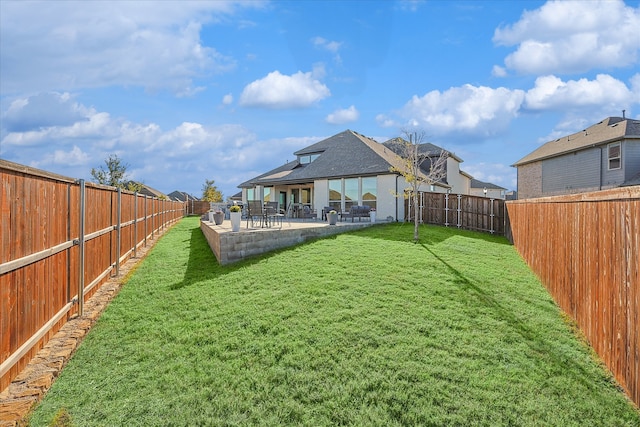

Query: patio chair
left=246, top=200, right=265, bottom=228
left=264, top=201, right=284, bottom=228
left=300, top=205, right=317, bottom=220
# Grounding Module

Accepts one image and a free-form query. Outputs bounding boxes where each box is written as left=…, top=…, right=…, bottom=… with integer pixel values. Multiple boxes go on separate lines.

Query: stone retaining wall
left=200, top=220, right=373, bottom=265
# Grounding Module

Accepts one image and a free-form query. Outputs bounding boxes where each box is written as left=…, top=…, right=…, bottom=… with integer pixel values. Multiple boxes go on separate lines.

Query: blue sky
left=1, top=0, right=639, bottom=199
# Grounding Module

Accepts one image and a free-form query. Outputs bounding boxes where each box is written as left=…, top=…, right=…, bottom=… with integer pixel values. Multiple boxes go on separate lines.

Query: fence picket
left=507, top=187, right=640, bottom=408
left=0, top=160, right=184, bottom=390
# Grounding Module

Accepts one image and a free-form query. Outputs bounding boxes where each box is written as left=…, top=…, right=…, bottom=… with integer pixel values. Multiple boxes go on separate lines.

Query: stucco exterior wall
left=377, top=174, right=400, bottom=221
left=313, top=179, right=329, bottom=218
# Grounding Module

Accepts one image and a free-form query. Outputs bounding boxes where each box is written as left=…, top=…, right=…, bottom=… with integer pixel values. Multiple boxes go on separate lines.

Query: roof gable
left=240, top=130, right=398, bottom=187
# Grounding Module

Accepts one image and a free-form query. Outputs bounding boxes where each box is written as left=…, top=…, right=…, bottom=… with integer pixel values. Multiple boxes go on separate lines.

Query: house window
left=362, top=177, right=377, bottom=210
left=263, top=187, right=273, bottom=202
left=301, top=188, right=311, bottom=205
left=299, top=153, right=321, bottom=164
left=608, top=143, right=621, bottom=170
left=329, top=179, right=342, bottom=211
left=247, top=188, right=254, bottom=201
left=344, top=178, right=358, bottom=211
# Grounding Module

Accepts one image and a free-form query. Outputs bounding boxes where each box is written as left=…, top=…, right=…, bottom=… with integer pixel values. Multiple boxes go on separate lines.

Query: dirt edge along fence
left=507, top=187, right=639, bottom=408
left=1, top=159, right=185, bottom=391
left=404, top=192, right=506, bottom=235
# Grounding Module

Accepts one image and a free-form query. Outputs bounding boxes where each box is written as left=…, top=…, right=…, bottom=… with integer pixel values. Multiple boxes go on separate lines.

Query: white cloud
left=239, top=70, right=331, bottom=109
left=2, top=92, right=90, bottom=132
left=326, top=105, right=359, bottom=124
left=395, top=84, right=525, bottom=137
left=49, top=145, right=91, bottom=167
left=524, top=74, right=636, bottom=111
left=375, top=114, right=398, bottom=128
left=312, top=36, right=343, bottom=53
left=491, top=65, right=507, bottom=78
left=0, top=1, right=265, bottom=94
left=493, top=0, right=640, bottom=75
left=222, top=93, right=234, bottom=105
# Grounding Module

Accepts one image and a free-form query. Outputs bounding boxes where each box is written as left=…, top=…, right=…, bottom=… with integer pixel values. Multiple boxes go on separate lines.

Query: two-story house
left=513, top=116, right=640, bottom=199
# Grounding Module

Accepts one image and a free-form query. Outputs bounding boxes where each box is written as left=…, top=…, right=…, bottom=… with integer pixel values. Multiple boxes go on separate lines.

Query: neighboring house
left=469, top=178, right=507, bottom=199
left=505, top=190, right=518, bottom=201
left=125, top=181, right=167, bottom=199
left=512, top=116, right=640, bottom=199
left=238, top=130, right=503, bottom=221
left=168, top=191, right=200, bottom=203
left=228, top=191, right=243, bottom=204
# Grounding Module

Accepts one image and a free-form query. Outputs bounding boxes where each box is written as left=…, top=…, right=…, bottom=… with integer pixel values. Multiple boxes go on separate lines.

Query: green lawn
left=29, top=217, right=639, bottom=426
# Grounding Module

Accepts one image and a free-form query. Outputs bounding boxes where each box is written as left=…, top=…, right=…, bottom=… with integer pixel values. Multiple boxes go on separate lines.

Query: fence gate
left=405, top=192, right=505, bottom=235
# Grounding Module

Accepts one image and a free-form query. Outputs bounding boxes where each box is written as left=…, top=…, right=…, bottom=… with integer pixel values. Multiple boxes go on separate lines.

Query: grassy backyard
left=28, top=217, right=639, bottom=426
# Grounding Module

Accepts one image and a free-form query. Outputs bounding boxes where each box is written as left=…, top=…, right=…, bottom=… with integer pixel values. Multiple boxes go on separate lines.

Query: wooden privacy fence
left=1, top=160, right=184, bottom=391
left=405, top=192, right=506, bottom=235
left=507, top=187, right=639, bottom=408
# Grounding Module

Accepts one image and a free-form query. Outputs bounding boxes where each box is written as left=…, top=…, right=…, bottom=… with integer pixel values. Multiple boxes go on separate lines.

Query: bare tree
left=389, top=130, right=448, bottom=242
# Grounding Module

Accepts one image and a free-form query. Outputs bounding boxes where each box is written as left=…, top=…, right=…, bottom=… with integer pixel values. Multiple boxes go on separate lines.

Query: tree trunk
left=413, top=192, right=419, bottom=241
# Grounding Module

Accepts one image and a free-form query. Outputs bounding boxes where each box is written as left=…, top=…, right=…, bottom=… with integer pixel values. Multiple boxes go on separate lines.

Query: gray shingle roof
left=238, top=130, right=464, bottom=190
left=513, top=117, right=640, bottom=166
left=470, top=178, right=506, bottom=190
left=239, top=130, right=402, bottom=188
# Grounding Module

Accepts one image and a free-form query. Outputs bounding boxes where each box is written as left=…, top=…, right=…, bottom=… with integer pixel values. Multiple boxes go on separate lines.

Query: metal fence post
left=144, top=195, right=148, bottom=247
left=133, top=192, right=138, bottom=258
left=490, top=198, right=495, bottom=234
left=444, top=193, right=449, bottom=227
left=116, top=187, right=121, bottom=276
left=78, top=179, right=85, bottom=316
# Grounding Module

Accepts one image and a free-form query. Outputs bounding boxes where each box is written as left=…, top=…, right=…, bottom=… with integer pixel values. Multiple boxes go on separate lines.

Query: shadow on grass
left=169, top=223, right=299, bottom=290
left=419, top=241, right=597, bottom=388
left=170, top=221, right=507, bottom=291
left=169, top=226, right=220, bottom=290
left=351, top=222, right=511, bottom=247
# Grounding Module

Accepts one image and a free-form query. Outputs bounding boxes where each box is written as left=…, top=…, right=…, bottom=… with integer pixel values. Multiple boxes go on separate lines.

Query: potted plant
left=213, top=209, right=224, bottom=225
left=229, top=204, right=242, bottom=232
left=327, top=209, right=338, bottom=225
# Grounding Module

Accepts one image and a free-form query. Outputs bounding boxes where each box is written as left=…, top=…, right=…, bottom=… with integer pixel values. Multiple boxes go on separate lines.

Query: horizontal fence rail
left=404, top=192, right=506, bottom=235
left=507, top=187, right=639, bottom=408
left=1, top=159, right=184, bottom=390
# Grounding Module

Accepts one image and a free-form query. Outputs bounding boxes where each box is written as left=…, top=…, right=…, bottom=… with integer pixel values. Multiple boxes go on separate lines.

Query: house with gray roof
left=238, top=130, right=502, bottom=221
left=470, top=178, right=507, bottom=199
left=168, top=190, right=199, bottom=202
left=512, top=116, right=640, bottom=199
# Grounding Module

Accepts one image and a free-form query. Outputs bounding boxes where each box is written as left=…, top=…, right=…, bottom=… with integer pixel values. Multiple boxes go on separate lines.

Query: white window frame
left=608, top=142, right=621, bottom=170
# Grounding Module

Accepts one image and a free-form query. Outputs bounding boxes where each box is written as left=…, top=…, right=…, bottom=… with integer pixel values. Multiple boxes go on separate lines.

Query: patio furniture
left=246, top=200, right=266, bottom=228
left=300, top=205, right=317, bottom=220
left=264, top=201, right=284, bottom=228
left=341, top=205, right=371, bottom=222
